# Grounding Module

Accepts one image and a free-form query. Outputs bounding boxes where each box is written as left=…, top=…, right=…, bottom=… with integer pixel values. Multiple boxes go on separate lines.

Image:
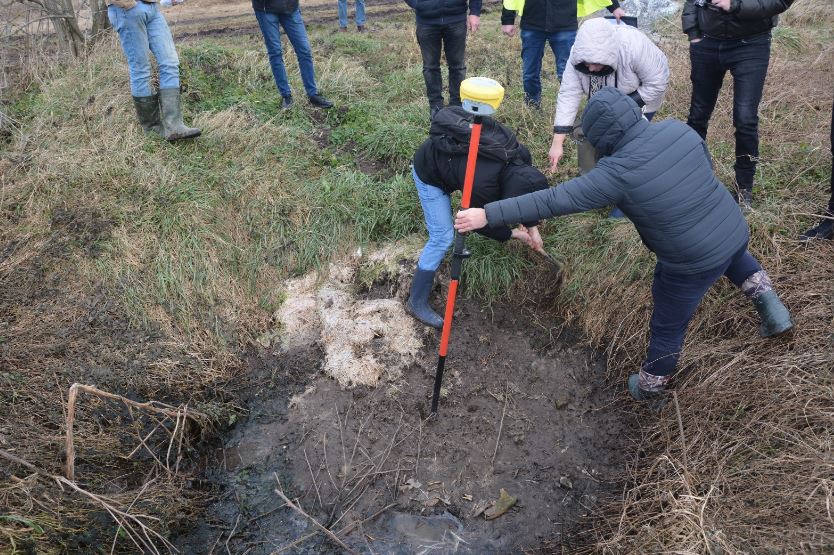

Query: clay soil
left=176, top=278, right=633, bottom=554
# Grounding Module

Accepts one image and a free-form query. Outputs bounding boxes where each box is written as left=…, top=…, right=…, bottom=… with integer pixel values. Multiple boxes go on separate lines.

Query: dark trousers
left=416, top=20, right=467, bottom=109
left=686, top=33, right=772, bottom=191
left=644, top=246, right=762, bottom=377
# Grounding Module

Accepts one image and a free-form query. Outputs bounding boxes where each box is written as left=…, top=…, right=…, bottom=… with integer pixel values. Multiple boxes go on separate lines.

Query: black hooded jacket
left=251, top=0, right=298, bottom=13
left=484, top=88, right=749, bottom=273
left=681, top=0, right=792, bottom=40
left=413, top=108, right=549, bottom=242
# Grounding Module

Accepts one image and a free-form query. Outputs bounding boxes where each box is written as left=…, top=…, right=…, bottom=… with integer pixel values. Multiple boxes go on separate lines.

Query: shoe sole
left=760, top=321, right=794, bottom=338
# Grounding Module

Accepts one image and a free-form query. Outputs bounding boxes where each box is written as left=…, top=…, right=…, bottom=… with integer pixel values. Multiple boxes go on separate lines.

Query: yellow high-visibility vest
left=503, top=0, right=613, bottom=18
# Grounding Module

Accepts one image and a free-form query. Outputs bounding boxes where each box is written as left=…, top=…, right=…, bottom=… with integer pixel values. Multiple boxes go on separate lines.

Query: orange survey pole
left=430, top=115, right=483, bottom=415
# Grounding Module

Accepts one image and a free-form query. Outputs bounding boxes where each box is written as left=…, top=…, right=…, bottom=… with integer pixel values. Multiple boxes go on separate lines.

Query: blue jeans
left=108, top=2, right=179, bottom=97
left=254, top=8, right=319, bottom=98
left=413, top=168, right=454, bottom=272
left=644, top=246, right=762, bottom=377
left=338, top=0, right=365, bottom=27
left=687, top=33, right=772, bottom=191
left=520, top=28, right=577, bottom=102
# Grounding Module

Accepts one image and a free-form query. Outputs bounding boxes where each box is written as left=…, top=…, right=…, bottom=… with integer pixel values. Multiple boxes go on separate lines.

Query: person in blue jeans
left=500, top=0, right=625, bottom=109
left=407, top=107, right=549, bottom=328
left=107, top=0, right=200, bottom=141
left=252, top=0, right=333, bottom=110
left=683, top=0, right=793, bottom=208
left=338, top=0, right=366, bottom=32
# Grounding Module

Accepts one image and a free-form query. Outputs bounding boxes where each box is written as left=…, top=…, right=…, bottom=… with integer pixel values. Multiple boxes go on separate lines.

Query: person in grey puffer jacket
left=455, top=88, right=793, bottom=405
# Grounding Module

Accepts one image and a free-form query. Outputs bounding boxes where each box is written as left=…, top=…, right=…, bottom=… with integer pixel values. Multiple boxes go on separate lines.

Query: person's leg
left=520, top=29, right=546, bottom=106
left=686, top=37, right=726, bottom=141
left=800, top=99, right=834, bottom=240
left=443, top=21, right=468, bottom=107
left=145, top=3, right=180, bottom=91
left=255, top=10, right=292, bottom=99
left=108, top=3, right=153, bottom=97
left=355, top=0, right=366, bottom=27
left=280, top=8, right=320, bottom=98
left=548, top=29, right=577, bottom=82
left=410, top=167, right=454, bottom=328
left=723, top=248, right=793, bottom=337
left=726, top=33, right=771, bottom=194
left=337, top=0, right=348, bottom=28
left=638, top=263, right=725, bottom=393
left=416, top=22, right=444, bottom=112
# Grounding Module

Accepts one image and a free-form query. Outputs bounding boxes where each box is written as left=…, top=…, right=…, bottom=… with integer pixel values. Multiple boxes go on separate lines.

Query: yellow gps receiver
left=460, top=77, right=505, bottom=116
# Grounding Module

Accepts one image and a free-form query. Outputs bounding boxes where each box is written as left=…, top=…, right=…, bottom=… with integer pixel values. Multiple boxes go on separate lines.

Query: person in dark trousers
left=501, top=0, right=624, bottom=109
left=682, top=0, right=793, bottom=209
left=454, top=88, right=793, bottom=405
left=404, top=0, right=482, bottom=118
left=407, top=106, right=548, bottom=328
left=252, top=0, right=334, bottom=110
left=800, top=97, right=834, bottom=241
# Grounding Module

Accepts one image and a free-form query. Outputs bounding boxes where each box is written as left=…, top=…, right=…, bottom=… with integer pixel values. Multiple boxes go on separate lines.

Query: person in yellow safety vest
left=501, top=0, right=624, bottom=109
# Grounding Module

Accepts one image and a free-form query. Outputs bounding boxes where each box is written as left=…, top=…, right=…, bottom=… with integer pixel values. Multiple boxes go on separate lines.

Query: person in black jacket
left=682, top=0, right=792, bottom=208
left=455, top=88, right=793, bottom=405
left=407, top=107, right=548, bottom=328
left=501, top=0, right=624, bottom=109
left=252, top=0, right=333, bottom=110
left=799, top=97, right=834, bottom=241
left=404, top=0, right=482, bottom=118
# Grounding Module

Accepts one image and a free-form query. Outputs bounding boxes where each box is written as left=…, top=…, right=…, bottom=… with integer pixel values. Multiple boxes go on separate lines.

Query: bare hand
left=611, top=7, right=626, bottom=21
left=711, top=0, right=732, bottom=11
left=501, top=24, right=516, bottom=37
left=525, top=225, right=545, bottom=253
left=454, top=208, right=487, bottom=232
left=511, top=227, right=535, bottom=249
left=548, top=142, right=564, bottom=174
left=468, top=15, right=481, bottom=33
left=690, top=38, right=703, bottom=43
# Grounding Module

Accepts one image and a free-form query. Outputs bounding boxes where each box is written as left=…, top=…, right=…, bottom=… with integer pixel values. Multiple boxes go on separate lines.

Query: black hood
left=581, top=87, right=647, bottom=156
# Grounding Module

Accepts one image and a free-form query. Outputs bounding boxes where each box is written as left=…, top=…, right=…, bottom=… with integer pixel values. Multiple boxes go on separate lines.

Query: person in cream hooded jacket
left=548, top=17, right=669, bottom=174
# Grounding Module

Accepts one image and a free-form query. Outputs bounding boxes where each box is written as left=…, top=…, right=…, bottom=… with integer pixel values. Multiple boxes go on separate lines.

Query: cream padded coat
left=553, top=18, right=669, bottom=130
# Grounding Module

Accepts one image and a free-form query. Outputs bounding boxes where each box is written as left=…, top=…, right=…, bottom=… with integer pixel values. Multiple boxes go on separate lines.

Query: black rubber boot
left=132, top=94, right=163, bottom=136
left=406, top=268, right=443, bottom=329
left=159, top=88, right=201, bottom=142
left=753, top=290, right=794, bottom=337
left=799, top=216, right=834, bottom=242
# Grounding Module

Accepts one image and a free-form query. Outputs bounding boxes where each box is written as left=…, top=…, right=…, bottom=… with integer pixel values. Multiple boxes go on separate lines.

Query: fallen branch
left=0, top=448, right=175, bottom=555
left=273, top=473, right=359, bottom=555
left=65, top=383, right=208, bottom=480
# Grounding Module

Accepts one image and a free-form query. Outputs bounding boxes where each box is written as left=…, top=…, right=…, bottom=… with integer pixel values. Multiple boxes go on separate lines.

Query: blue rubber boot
left=753, top=290, right=794, bottom=337
left=609, top=206, right=626, bottom=219
left=628, top=374, right=668, bottom=413
left=406, top=268, right=443, bottom=329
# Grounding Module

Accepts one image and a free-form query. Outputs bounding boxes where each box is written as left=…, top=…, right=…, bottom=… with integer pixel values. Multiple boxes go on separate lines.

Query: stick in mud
left=273, top=473, right=359, bottom=555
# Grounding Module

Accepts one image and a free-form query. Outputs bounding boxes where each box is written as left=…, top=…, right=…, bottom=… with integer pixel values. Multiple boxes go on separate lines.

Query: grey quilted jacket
left=485, top=87, right=749, bottom=274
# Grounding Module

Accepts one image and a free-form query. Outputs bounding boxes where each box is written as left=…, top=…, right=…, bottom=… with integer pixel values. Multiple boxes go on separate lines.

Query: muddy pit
left=176, top=258, right=632, bottom=554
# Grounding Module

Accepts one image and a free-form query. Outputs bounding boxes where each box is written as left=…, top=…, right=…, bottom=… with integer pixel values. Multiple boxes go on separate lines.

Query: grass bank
left=0, top=1, right=832, bottom=552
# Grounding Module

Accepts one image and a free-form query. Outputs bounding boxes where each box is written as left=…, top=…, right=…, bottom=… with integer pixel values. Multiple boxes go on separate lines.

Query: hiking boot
left=339, top=26, right=347, bottom=32
left=799, top=216, right=834, bottom=242
left=357, top=25, right=366, bottom=32
left=308, top=94, right=333, bottom=109
left=406, top=268, right=443, bottom=329
left=132, top=94, right=163, bottom=136
left=734, top=188, right=753, bottom=213
left=627, top=374, right=668, bottom=412
left=524, top=95, right=541, bottom=110
left=281, top=95, right=294, bottom=110
left=752, top=290, right=794, bottom=337
left=158, top=88, right=201, bottom=142
left=429, top=105, right=442, bottom=120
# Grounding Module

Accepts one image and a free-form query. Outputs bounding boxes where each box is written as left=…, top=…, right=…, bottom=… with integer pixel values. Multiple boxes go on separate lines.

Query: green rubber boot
left=158, top=88, right=201, bottom=142
left=753, top=290, right=794, bottom=337
left=132, top=94, right=163, bottom=136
